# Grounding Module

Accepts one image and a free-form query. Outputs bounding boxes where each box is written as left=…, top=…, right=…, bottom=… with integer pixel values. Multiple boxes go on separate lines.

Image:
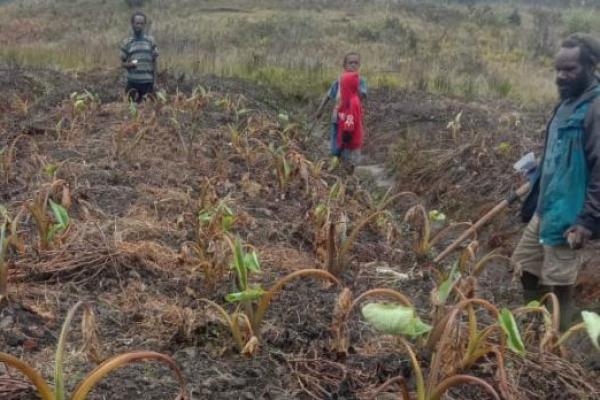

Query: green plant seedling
left=47, top=200, right=70, bottom=242
left=0, top=302, right=189, bottom=400
left=327, top=191, right=417, bottom=276
left=198, top=197, right=236, bottom=234
left=498, top=308, right=525, bottom=355
left=404, top=204, right=472, bottom=258
left=203, top=236, right=341, bottom=355
left=330, top=288, right=415, bottom=354
left=511, top=293, right=564, bottom=353
left=424, top=298, right=510, bottom=398
left=28, top=180, right=70, bottom=250
left=365, top=338, right=500, bottom=400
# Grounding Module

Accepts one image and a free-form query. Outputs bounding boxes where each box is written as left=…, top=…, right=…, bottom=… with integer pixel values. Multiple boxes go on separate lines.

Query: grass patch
left=1, top=0, right=598, bottom=104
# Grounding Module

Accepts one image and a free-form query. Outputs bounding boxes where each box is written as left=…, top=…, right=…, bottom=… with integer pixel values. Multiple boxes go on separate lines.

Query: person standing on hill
left=315, top=53, right=367, bottom=162
left=120, top=11, right=159, bottom=103
left=513, top=33, right=600, bottom=331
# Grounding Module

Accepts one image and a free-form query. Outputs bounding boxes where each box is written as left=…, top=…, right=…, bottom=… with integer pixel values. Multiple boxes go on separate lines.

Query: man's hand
left=564, top=225, right=592, bottom=249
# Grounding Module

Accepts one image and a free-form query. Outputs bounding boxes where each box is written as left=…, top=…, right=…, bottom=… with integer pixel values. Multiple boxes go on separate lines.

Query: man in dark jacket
left=120, top=11, right=159, bottom=102
left=512, top=33, right=600, bottom=331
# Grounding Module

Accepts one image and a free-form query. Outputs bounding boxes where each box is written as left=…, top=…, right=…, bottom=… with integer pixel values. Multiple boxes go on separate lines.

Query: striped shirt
left=120, top=33, right=159, bottom=84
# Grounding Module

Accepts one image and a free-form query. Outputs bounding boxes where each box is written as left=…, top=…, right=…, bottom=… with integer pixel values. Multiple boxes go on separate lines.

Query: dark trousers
left=126, top=82, right=154, bottom=103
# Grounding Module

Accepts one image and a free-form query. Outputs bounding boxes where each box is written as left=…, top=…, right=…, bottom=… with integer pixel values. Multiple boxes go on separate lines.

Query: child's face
left=344, top=55, right=360, bottom=72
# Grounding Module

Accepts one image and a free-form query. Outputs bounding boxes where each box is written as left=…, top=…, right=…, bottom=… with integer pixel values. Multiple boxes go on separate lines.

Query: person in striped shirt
left=120, top=11, right=159, bottom=103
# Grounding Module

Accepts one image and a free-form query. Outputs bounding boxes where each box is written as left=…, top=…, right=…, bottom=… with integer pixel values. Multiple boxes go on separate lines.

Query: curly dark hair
left=130, top=11, right=147, bottom=24
left=561, top=33, right=600, bottom=71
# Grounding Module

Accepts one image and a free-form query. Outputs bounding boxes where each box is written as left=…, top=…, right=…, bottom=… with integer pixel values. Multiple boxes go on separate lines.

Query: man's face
left=132, top=15, right=146, bottom=35
left=344, top=55, right=360, bottom=72
left=554, top=47, right=591, bottom=100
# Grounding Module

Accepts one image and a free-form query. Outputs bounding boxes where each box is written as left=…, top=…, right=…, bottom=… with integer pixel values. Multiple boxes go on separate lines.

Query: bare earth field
left=0, top=66, right=598, bottom=399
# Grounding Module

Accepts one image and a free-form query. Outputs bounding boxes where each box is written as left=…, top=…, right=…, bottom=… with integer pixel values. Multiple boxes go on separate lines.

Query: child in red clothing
left=337, top=71, right=364, bottom=169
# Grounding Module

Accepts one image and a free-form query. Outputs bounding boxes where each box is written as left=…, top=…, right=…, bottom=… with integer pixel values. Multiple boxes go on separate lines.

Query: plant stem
left=55, top=301, right=86, bottom=400
left=200, top=299, right=245, bottom=351
left=430, top=374, right=500, bottom=400
left=71, top=351, right=189, bottom=400
left=399, top=337, right=426, bottom=400
left=253, top=269, right=341, bottom=332
left=472, top=253, right=512, bottom=277
left=540, top=292, right=560, bottom=333
left=367, top=375, right=410, bottom=400
left=554, top=322, right=585, bottom=348
left=336, top=209, right=385, bottom=274
left=0, top=352, right=54, bottom=400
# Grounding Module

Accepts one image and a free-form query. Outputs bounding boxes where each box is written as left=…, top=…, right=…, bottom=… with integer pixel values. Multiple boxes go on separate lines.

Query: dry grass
left=1, top=0, right=598, bottom=104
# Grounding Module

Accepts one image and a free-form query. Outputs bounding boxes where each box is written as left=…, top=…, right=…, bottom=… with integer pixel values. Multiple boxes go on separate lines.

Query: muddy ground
left=0, top=67, right=598, bottom=400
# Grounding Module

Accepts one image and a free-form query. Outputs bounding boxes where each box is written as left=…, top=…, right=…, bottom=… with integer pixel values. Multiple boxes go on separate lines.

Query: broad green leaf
left=237, top=108, right=251, bottom=118
left=49, top=200, right=69, bottom=228
left=277, top=113, right=289, bottom=124
left=361, top=303, right=432, bottom=339
left=48, top=200, right=69, bottom=242
left=581, top=311, right=600, bottom=350
left=497, top=142, right=512, bottom=155
left=245, top=251, right=261, bottom=273
left=428, top=210, right=446, bottom=223
left=435, top=262, right=461, bottom=305
left=225, top=288, right=265, bottom=303
left=1, top=220, right=7, bottom=252
left=156, top=90, right=168, bottom=103
left=129, top=101, right=139, bottom=118
left=329, top=181, right=342, bottom=200
left=221, top=215, right=235, bottom=232
left=231, top=238, right=247, bottom=290
left=499, top=308, right=525, bottom=355
left=74, top=99, right=86, bottom=113
left=198, top=211, right=213, bottom=223
left=526, top=300, right=541, bottom=307
left=43, top=163, right=59, bottom=177
left=314, top=204, right=328, bottom=218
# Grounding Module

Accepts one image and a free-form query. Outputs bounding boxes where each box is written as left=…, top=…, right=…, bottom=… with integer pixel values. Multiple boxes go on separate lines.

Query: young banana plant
left=202, top=235, right=341, bottom=355
left=511, top=294, right=600, bottom=355
left=27, top=180, right=71, bottom=251
left=404, top=204, right=472, bottom=258
left=366, top=338, right=500, bottom=400
left=330, top=287, right=425, bottom=355
left=359, top=296, right=501, bottom=400
left=0, top=205, right=25, bottom=301
left=0, top=301, right=189, bottom=400
left=324, top=190, right=417, bottom=276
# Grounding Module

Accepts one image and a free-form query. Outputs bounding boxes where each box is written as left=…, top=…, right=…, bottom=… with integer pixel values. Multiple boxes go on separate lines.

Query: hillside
left=1, top=1, right=600, bottom=400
